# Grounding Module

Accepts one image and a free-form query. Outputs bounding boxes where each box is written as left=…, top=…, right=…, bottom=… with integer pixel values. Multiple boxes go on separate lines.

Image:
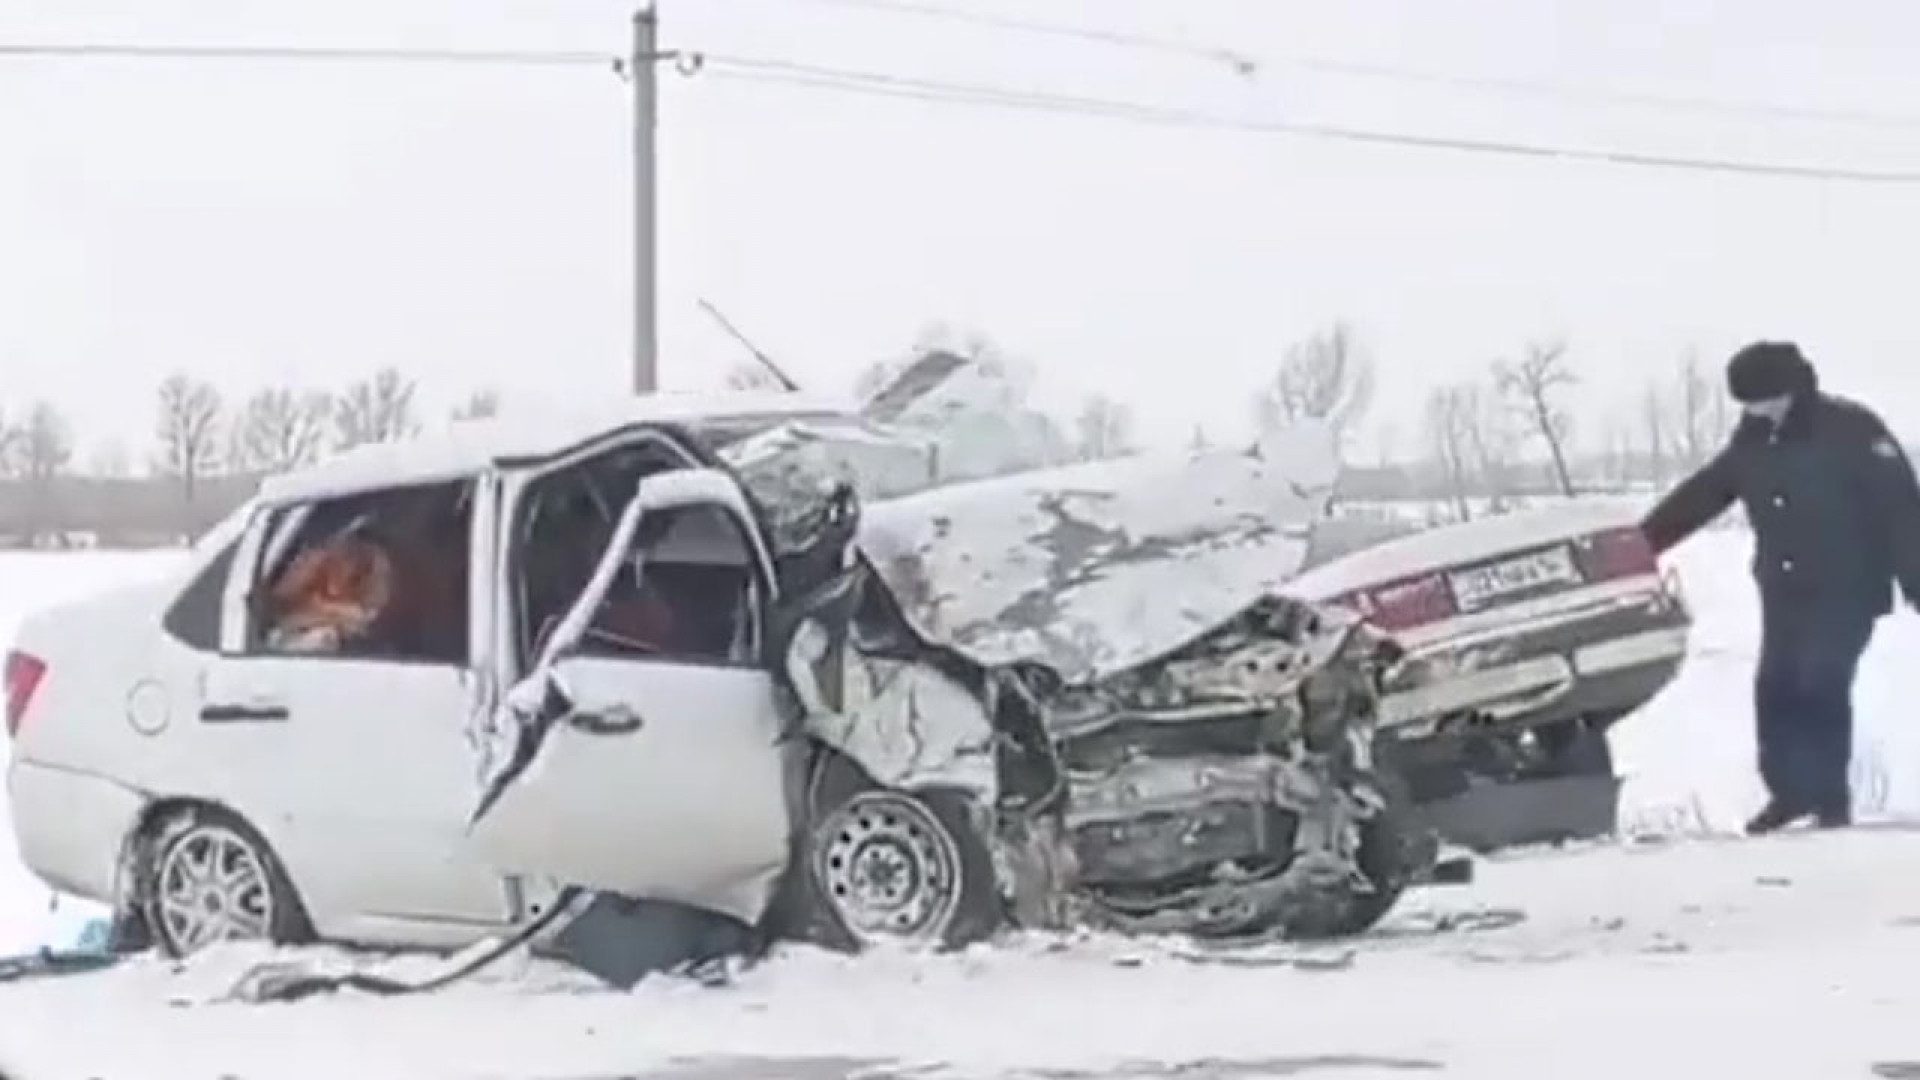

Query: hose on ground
left=239, top=886, right=585, bottom=1003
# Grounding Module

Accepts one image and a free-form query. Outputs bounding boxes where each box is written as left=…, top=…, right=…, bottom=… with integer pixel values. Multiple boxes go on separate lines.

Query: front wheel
left=794, top=757, right=1003, bottom=951
left=1284, top=770, right=1431, bottom=941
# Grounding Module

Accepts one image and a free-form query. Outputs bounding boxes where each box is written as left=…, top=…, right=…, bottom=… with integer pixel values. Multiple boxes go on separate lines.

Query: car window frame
left=223, top=478, right=481, bottom=669
left=502, top=427, right=779, bottom=681
left=569, top=496, right=775, bottom=671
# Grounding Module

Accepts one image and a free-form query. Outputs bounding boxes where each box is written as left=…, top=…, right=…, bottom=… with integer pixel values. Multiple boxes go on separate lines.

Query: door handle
left=201, top=703, right=291, bottom=724
left=568, top=703, right=643, bottom=735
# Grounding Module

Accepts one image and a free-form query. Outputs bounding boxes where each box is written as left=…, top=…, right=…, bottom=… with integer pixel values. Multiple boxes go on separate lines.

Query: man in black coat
left=1640, top=341, right=1920, bottom=834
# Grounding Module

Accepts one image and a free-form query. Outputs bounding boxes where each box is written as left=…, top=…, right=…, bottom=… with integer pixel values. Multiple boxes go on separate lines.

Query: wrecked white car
left=6, top=390, right=1443, bottom=961
left=1289, top=500, right=1691, bottom=851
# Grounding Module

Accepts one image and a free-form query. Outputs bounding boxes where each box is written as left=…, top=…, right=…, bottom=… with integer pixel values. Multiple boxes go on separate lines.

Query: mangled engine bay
left=758, top=450, right=1438, bottom=944
left=1031, top=597, right=1423, bottom=938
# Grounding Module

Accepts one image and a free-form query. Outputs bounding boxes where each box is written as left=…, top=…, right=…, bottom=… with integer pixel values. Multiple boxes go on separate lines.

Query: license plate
left=1447, top=544, right=1581, bottom=613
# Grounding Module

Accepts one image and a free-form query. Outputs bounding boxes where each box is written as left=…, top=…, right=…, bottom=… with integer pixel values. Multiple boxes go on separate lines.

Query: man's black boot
left=1746, top=801, right=1806, bottom=835
left=1815, top=805, right=1852, bottom=829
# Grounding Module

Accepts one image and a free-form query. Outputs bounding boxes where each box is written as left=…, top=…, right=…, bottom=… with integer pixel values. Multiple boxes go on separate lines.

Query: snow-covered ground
left=1614, top=527, right=1920, bottom=832
left=4, top=532, right=1920, bottom=1079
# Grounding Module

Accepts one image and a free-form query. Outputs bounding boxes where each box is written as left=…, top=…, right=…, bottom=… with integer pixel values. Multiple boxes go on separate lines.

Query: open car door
left=468, top=469, right=795, bottom=925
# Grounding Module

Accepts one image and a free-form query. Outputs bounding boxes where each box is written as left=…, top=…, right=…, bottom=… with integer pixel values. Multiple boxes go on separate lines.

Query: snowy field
left=6, top=533, right=1920, bottom=1078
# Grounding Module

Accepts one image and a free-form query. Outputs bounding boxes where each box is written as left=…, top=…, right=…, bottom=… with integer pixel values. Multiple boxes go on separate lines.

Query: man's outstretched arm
left=1640, top=448, right=1737, bottom=556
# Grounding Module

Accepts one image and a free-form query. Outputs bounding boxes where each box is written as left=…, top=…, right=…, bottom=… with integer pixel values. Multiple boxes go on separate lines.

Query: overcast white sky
left=7, top=0, right=1920, bottom=463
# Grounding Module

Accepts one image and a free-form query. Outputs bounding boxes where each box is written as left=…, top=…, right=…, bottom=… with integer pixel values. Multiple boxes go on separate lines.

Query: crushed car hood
left=852, top=419, right=1342, bottom=685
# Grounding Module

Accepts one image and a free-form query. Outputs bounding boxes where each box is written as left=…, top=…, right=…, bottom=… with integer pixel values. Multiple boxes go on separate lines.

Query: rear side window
left=163, top=538, right=240, bottom=652
left=248, top=480, right=474, bottom=665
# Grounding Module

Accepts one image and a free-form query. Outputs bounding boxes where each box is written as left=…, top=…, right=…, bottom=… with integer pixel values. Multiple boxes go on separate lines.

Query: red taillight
left=1575, top=526, right=1658, bottom=581
left=4, top=650, right=47, bottom=739
left=1343, top=572, right=1457, bottom=632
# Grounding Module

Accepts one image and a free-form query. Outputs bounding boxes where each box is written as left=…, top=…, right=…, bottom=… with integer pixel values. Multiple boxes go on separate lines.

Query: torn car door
left=468, top=468, right=793, bottom=925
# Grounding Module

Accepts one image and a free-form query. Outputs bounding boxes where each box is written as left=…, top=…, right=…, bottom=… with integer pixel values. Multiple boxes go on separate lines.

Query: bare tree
left=1709, top=373, right=1735, bottom=445
left=0, top=408, right=22, bottom=479
left=1640, top=380, right=1670, bottom=488
left=1494, top=340, right=1578, bottom=498
left=333, top=368, right=419, bottom=450
left=1672, top=351, right=1715, bottom=470
left=1423, top=385, right=1476, bottom=521
left=20, top=402, right=73, bottom=482
left=1685, top=351, right=1737, bottom=451
left=1424, top=377, right=1520, bottom=515
left=1458, top=382, right=1520, bottom=510
left=451, top=389, right=501, bottom=424
left=230, top=388, right=333, bottom=474
left=1073, top=394, right=1139, bottom=461
left=88, top=438, right=131, bottom=479
left=1597, top=418, right=1635, bottom=492
left=1370, top=422, right=1401, bottom=469
left=1252, top=322, right=1376, bottom=452
left=17, top=402, right=73, bottom=541
left=153, top=373, right=224, bottom=505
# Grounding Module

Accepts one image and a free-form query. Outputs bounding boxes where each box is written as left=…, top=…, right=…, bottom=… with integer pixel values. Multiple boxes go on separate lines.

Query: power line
left=695, top=54, right=1920, bottom=184
left=776, top=0, right=1258, bottom=74
left=0, top=41, right=620, bottom=71
left=19, top=21, right=1920, bottom=135
left=775, top=0, right=1920, bottom=133
left=11, top=32, right=1920, bottom=184
left=705, top=55, right=1225, bottom=124
left=1251, top=55, right=1920, bottom=134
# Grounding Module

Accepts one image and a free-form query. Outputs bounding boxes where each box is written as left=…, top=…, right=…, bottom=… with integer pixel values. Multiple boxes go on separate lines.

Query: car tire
left=136, top=805, right=314, bottom=959
left=1283, top=769, right=1430, bottom=941
left=793, top=754, right=1003, bottom=952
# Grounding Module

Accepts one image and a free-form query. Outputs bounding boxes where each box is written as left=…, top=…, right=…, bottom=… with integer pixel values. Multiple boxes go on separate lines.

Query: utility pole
left=631, top=5, right=659, bottom=395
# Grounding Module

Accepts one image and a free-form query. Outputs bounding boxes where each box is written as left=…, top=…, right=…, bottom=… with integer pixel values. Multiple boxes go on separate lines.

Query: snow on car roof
left=258, top=390, right=848, bottom=505
left=1288, top=495, right=1657, bottom=599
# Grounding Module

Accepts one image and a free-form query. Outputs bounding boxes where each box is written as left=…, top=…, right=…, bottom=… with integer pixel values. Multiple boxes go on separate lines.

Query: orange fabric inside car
left=270, top=536, right=395, bottom=641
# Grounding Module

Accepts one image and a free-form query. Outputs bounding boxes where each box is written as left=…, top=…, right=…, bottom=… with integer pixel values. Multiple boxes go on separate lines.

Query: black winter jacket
left=1640, top=391, right=1920, bottom=617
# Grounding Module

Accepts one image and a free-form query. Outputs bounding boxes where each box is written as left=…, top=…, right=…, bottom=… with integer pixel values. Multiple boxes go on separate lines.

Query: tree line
left=1415, top=346, right=1740, bottom=521
left=0, top=327, right=1759, bottom=546
left=0, top=367, right=498, bottom=545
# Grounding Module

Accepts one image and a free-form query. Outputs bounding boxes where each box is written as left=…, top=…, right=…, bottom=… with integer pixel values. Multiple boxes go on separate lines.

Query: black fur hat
left=1726, top=341, right=1817, bottom=402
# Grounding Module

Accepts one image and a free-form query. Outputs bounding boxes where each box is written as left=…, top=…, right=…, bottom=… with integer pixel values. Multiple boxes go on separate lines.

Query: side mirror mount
left=504, top=666, right=576, bottom=725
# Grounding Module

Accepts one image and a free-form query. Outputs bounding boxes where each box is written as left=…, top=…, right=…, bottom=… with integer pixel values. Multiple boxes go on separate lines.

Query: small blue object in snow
left=73, top=918, right=113, bottom=954
left=0, top=918, right=122, bottom=984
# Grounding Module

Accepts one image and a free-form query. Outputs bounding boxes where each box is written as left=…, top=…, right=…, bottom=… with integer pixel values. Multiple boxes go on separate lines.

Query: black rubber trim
left=199, top=705, right=291, bottom=723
